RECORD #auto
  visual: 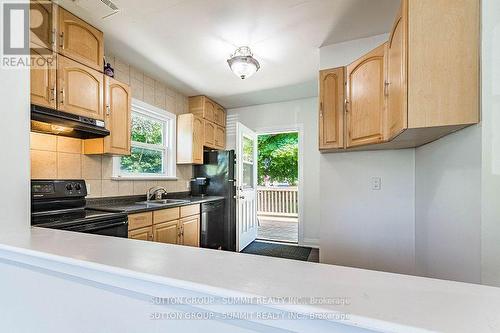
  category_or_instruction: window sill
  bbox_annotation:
[111,176,178,181]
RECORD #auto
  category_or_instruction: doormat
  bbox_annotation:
[241,241,311,261]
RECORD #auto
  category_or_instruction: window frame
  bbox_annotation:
[112,99,177,180]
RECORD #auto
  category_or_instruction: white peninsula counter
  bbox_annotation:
[0,226,499,333]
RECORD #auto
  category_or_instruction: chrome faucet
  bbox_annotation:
[146,186,167,201]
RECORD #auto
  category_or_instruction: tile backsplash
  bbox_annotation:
[31,132,192,198]
[30,53,193,198]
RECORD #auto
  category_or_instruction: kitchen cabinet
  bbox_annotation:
[30,0,56,51]
[128,205,201,247]
[385,0,407,141]
[179,215,200,247]
[318,67,344,150]
[214,106,226,126]
[177,114,204,164]
[346,43,386,148]
[318,0,479,153]
[215,125,226,149]
[57,55,104,120]
[204,120,216,148]
[30,47,57,109]
[83,77,131,155]
[128,226,153,241]
[153,220,179,245]
[57,6,104,72]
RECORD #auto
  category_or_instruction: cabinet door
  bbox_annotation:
[58,7,104,72]
[104,77,131,155]
[193,116,204,163]
[346,44,386,148]
[215,125,226,149]
[203,99,215,122]
[58,55,104,120]
[319,67,344,150]
[385,0,407,140]
[204,120,215,148]
[214,106,225,126]
[128,226,153,241]
[180,216,200,247]
[30,47,56,109]
[153,220,180,245]
[30,1,56,50]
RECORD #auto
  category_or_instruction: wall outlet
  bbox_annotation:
[87,183,91,195]
[371,177,381,190]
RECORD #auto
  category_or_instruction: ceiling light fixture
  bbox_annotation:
[227,46,260,80]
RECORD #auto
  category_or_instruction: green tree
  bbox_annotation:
[258,132,298,186]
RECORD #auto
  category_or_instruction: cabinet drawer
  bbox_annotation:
[153,207,180,223]
[180,204,200,218]
[128,212,153,230]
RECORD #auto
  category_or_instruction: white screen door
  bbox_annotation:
[236,122,258,251]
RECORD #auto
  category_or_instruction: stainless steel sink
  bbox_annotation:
[136,199,190,206]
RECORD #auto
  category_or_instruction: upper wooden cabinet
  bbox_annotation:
[83,77,131,155]
[215,125,226,149]
[385,0,407,141]
[30,47,56,109]
[177,114,204,165]
[319,0,479,152]
[346,44,386,148]
[214,106,226,126]
[204,120,216,148]
[57,55,104,120]
[58,7,104,72]
[30,0,56,50]
[318,67,344,150]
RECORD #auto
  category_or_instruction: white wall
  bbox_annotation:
[319,150,416,275]
[227,98,321,246]
[481,0,500,287]
[318,34,416,275]
[415,126,482,283]
[0,0,31,229]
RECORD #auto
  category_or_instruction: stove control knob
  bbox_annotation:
[66,184,73,191]
[74,184,81,191]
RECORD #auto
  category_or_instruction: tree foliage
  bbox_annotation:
[258,132,298,186]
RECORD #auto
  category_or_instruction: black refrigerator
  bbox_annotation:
[193,150,236,251]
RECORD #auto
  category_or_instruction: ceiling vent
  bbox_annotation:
[70,0,120,19]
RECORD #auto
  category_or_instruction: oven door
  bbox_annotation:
[64,218,128,238]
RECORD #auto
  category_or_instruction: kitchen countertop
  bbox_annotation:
[87,195,225,214]
[0,226,499,333]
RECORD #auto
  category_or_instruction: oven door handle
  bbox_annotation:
[73,220,128,232]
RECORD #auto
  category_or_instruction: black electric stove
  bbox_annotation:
[31,180,128,238]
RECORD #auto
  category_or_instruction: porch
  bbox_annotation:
[256,186,298,243]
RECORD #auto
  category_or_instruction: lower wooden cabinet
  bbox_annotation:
[153,220,179,245]
[128,226,153,241]
[179,215,200,247]
[127,205,200,247]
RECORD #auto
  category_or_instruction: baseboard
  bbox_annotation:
[300,238,319,248]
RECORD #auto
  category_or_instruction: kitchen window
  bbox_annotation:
[113,100,176,179]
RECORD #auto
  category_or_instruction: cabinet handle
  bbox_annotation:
[60,89,65,105]
[59,32,64,48]
[49,87,56,102]
[344,99,349,113]
[51,29,56,48]
[319,102,323,117]
[106,105,111,116]
[384,81,390,97]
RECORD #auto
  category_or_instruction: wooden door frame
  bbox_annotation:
[254,124,304,246]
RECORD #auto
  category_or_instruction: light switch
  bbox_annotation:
[371,177,381,190]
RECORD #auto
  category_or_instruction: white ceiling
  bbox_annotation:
[60,0,400,108]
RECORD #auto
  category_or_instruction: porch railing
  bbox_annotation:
[257,186,298,218]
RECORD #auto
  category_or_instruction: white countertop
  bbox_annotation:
[0,227,499,333]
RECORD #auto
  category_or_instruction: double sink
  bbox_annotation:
[135,199,191,207]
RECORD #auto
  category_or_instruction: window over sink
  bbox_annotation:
[113,100,176,179]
